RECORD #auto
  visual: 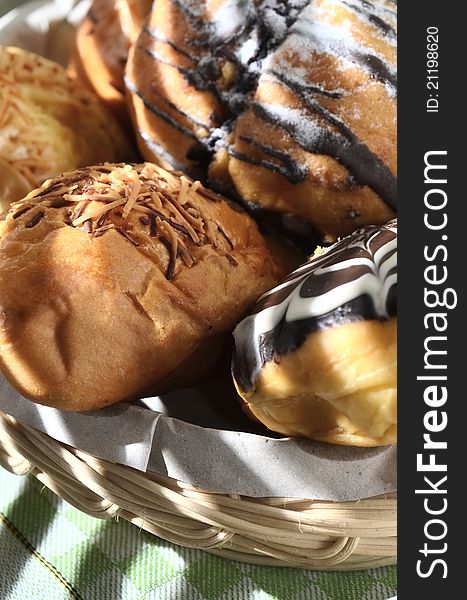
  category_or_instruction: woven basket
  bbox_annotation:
[0,410,396,570]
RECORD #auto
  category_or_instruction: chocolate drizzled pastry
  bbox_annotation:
[0,163,297,411]
[232,220,397,447]
[126,0,397,240]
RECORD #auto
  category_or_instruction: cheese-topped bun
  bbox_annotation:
[0,46,132,213]
[0,163,296,411]
[126,0,396,241]
[232,220,397,446]
[72,0,152,123]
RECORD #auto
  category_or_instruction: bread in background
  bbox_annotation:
[71,0,151,125]
[0,46,133,211]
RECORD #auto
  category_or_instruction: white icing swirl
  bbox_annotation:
[233,219,397,390]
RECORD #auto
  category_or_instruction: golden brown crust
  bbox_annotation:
[0,46,133,211]
[71,0,151,125]
[126,0,230,175]
[0,159,31,215]
[126,0,396,240]
[116,0,153,41]
[0,163,297,411]
[222,63,396,239]
[236,319,396,446]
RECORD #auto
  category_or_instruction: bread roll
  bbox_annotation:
[126,0,396,240]
[0,163,296,411]
[232,220,397,446]
[72,0,151,123]
[0,46,132,211]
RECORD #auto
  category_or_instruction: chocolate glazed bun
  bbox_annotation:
[233,220,397,446]
[0,163,296,411]
[126,0,396,240]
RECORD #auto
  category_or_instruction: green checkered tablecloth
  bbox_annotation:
[0,467,396,600]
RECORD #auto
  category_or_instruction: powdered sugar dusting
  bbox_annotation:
[208,0,253,40]
[130,0,397,211]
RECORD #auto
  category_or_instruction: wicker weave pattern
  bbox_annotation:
[0,411,396,570]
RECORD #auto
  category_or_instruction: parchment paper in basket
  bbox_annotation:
[0,0,397,501]
[0,375,396,501]
[0,0,90,64]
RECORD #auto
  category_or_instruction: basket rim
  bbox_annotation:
[0,411,396,570]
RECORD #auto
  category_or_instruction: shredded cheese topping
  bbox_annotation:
[8,163,240,280]
[0,47,129,204]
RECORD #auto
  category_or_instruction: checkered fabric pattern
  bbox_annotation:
[0,468,396,600]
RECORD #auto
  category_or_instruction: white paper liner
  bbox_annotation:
[0,0,397,500]
[0,376,396,499]
[0,0,90,62]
